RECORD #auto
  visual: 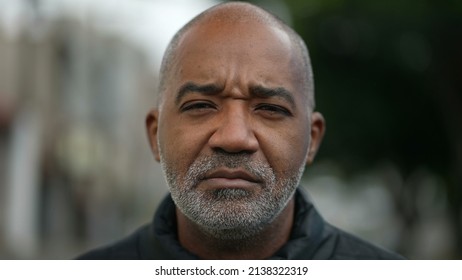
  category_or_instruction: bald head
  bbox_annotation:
[157,2,315,110]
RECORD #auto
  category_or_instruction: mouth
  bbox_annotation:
[198,168,262,190]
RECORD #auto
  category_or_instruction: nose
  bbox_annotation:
[208,107,259,154]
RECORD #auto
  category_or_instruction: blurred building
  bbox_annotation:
[0,0,217,259]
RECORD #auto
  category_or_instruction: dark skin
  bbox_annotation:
[146,6,325,259]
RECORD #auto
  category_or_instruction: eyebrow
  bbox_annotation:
[176,82,223,105]
[250,85,296,109]
[175,82,296,109]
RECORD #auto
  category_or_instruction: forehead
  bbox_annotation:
[168,20,304,93]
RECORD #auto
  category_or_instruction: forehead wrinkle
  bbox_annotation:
[158,2,315,110]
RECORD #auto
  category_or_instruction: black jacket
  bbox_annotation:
[77,188,403,259]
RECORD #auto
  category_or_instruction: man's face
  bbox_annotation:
[147,20,322,239]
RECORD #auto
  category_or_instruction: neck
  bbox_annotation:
[176,197,295,259]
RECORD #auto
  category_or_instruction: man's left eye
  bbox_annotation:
[255,104,292,117]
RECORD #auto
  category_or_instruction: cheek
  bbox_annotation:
[158,115,208,174]
[259,123,310,176]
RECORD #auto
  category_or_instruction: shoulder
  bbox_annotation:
[76,224,150,260]
[326,224,404,260]
[292,188,404,260]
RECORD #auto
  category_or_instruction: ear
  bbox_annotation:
[146,109,161,162]
[306,112,325,165]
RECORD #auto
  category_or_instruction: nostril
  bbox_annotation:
[207,111,259,153]
[208,126,259,153]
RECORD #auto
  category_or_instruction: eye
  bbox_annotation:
[180,101,217,113]
[255,104,293,117]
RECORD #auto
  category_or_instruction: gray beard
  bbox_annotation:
[160,151,304,240]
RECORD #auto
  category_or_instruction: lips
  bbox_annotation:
[199,168,262,189]
[206,169,260,182]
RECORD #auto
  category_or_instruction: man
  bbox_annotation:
[78,2,402,259]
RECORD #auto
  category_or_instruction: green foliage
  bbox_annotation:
[251,0,461,178]
[245,0,462,257]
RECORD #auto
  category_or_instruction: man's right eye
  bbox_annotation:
[180,101,216,113]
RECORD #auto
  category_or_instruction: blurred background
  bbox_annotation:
[0,0,460,259]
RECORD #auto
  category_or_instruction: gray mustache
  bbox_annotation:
[186,152,274,183]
